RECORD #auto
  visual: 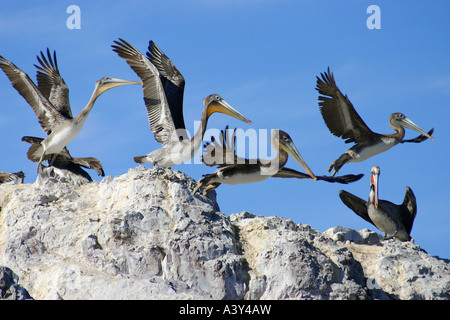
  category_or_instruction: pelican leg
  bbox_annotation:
[328,153,352,176]
[203,183,220,196]
[37,152,46,174]
[193,181,202,194]
[327,161,337,176]
[49,153,58,167]
[193,175,220,195]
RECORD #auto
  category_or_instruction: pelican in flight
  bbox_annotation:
[339,166,417,241]
[0,50,141,173]
[316,68,434,176]
[194,127,364,195]
[0,171,25,184]
[193,127,319,195]
[112,38,252,167]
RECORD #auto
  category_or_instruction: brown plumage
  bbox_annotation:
[316,67,434,176]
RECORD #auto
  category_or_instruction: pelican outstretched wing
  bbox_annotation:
[400,128,434,143]
[0,55,68,135]
[401,186,417,235]
[316,67,376,144]
[202,126,248,167]
[22,136,105,178]
[34,49,73,119]
[147,41,186,133]
[112,38,177,145]
[0,171,25,184]
[339,190,374,226]
[274,168,363,184]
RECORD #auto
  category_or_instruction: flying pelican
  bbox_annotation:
[22,136,104,181]
[0,51,141,173]
[316,67,434,176]
[339,166,417,241]
[0,171,25,184]
[193,127,319,195]
[111,38,252,167]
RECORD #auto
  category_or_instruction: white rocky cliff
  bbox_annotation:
[0,166,448,300]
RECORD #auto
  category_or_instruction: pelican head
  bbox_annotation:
[273,130,317,180]
[370,165,380,208]
[204,94,252,124]
[95,77,141,96]
[390,113,434,140]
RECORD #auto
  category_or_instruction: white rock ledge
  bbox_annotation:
[0,166,448,300]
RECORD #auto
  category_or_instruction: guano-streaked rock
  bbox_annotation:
[0,166,448,300]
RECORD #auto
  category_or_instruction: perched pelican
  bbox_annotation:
[193,127,318,195]
[0,171,25,184]
[0,51,141,173]
[339,166,417,241]
[22,136,104,181]
[316,68,434,176]
[111,39,252,167]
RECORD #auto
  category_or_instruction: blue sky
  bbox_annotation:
[1,1,448,259]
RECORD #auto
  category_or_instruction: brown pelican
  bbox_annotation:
[316,68,434,176]
[111,38,252,167]
[22,136,104,181]
[0,51,141,173]
[193,127,318,195]
[0,171,25,184]
[339,166,417,241]
[21,50,104,179]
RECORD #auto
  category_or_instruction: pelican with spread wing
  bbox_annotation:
[316,68,434,176]
[112,39,252,167]
[194,127,363,195]
[0,50,140,174]
[0,171,25,184]
[339,166,417,241]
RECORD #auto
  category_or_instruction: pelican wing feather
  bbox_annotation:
[0,55,68,135]
[112,38,176,145]
[316,67,376,144]
[202,126,248,167]
[34,49,73,119]
[147,41,186,132]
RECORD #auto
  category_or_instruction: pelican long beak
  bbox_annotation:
[207,99,252,125]
[97,77,142,95]
[370,168,379,208]
[400,117,434,141]
[279,140,317,181]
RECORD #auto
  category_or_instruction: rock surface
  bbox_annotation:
[0,166,448,300]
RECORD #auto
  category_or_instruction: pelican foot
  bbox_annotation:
[192,183,201,194]
[327,162,335,173]
[327,161,339,177]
